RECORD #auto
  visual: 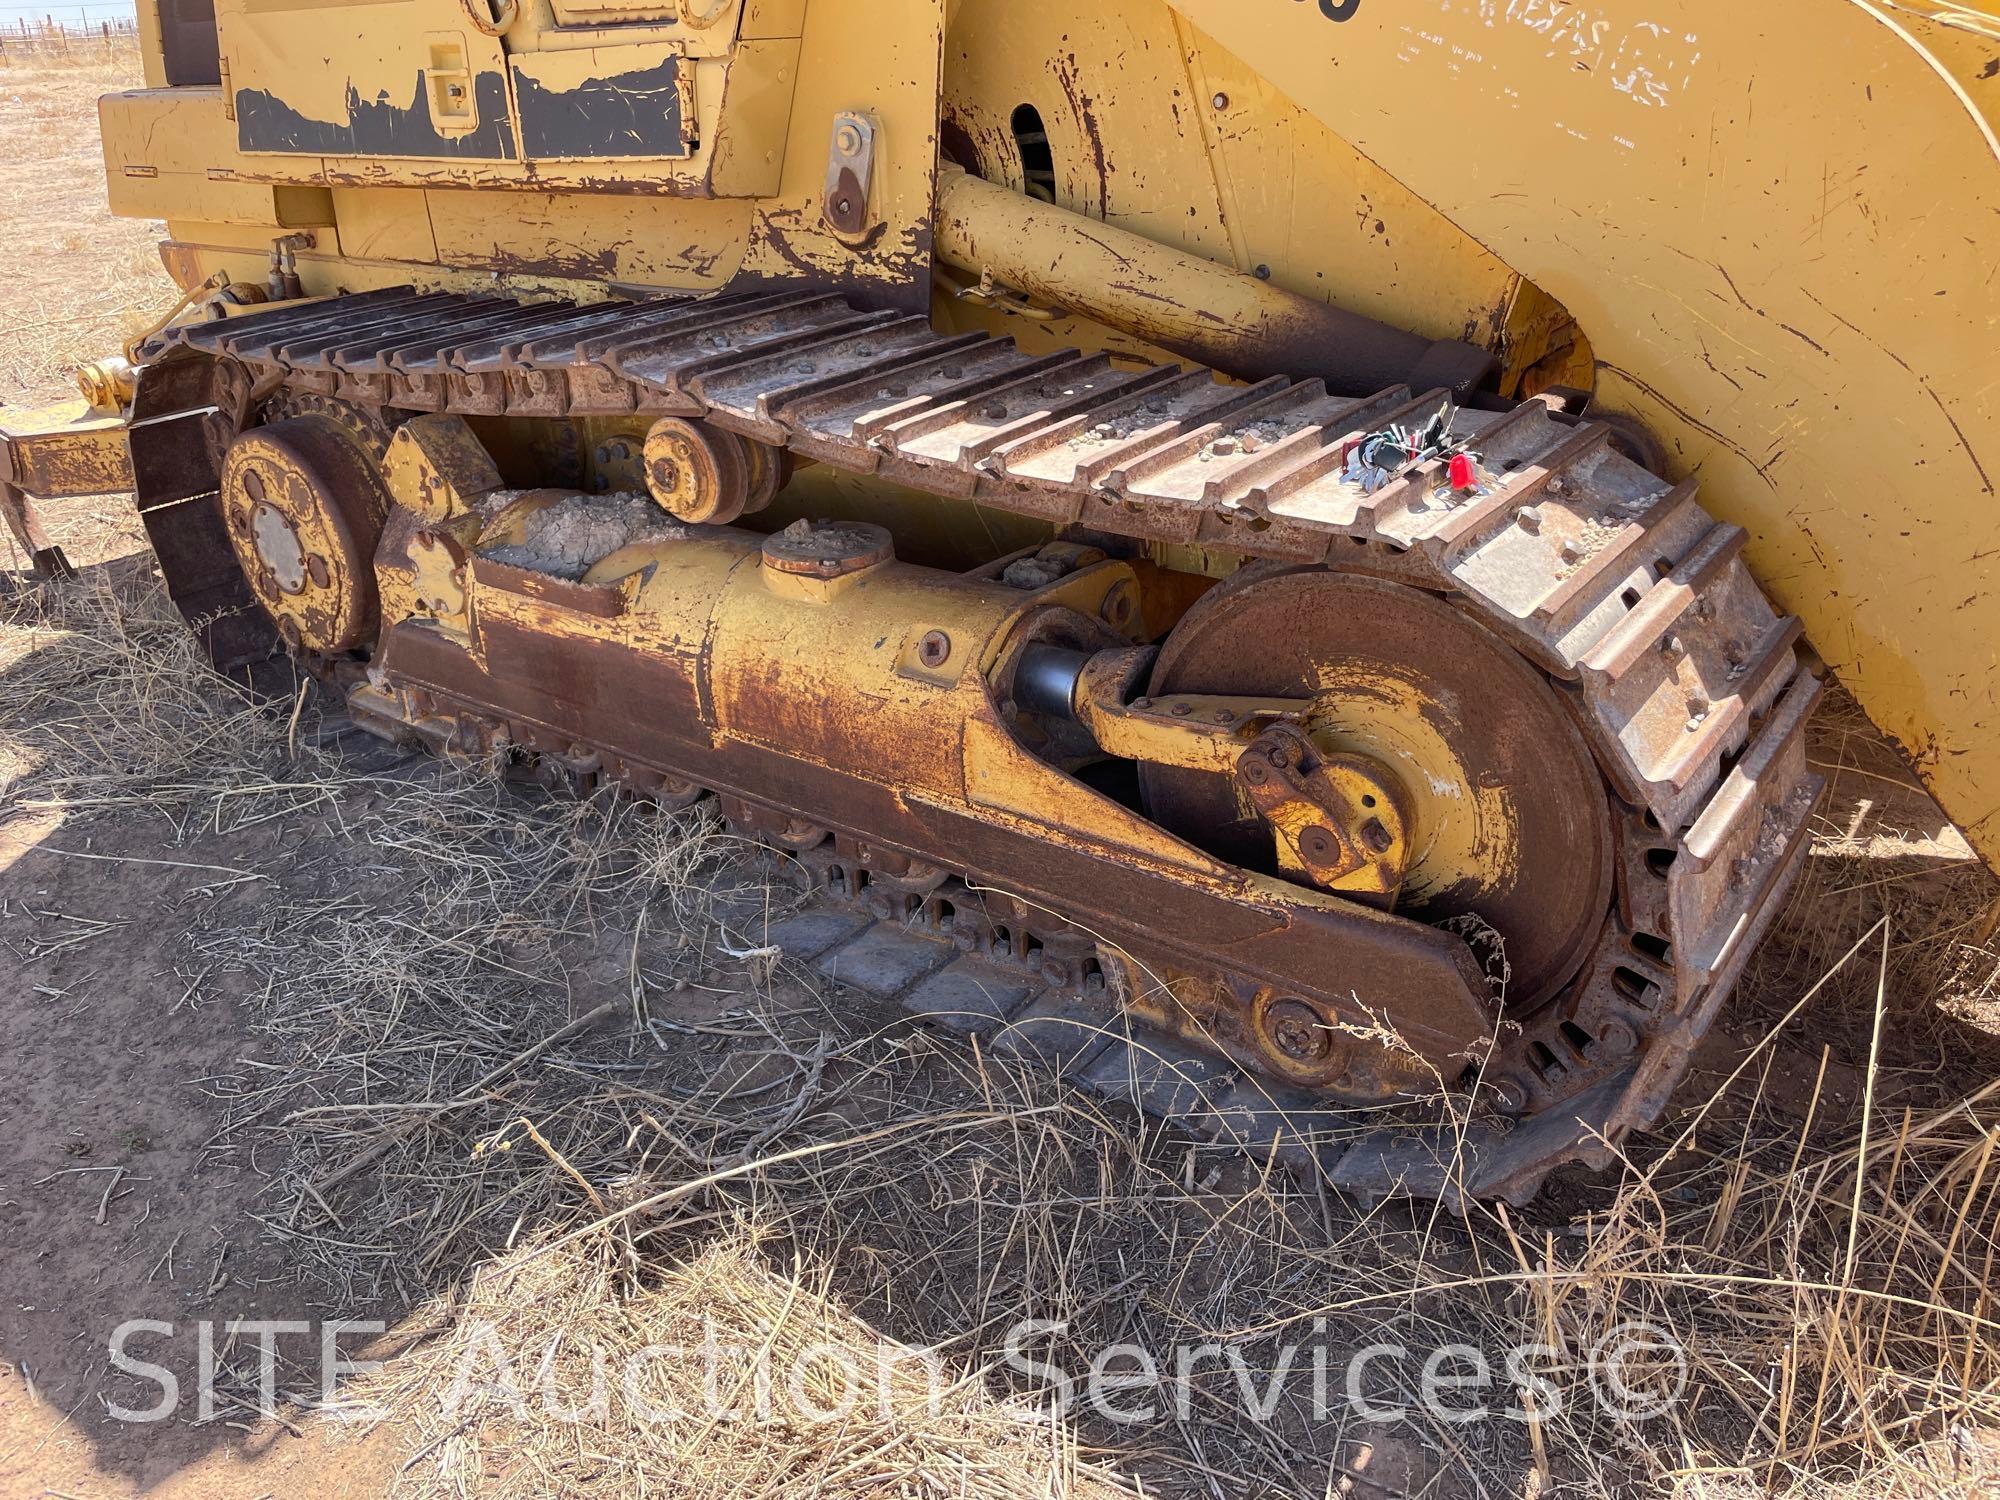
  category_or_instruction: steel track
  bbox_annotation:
[143,288,1825,1203]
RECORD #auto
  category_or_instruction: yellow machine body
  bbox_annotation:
[38,0,1990,1199]
[94,0,2000,866]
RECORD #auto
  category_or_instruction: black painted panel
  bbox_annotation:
[513,55,686,160]
[237,71,517,160]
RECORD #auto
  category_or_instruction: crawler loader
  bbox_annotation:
[3,0,1995,1201]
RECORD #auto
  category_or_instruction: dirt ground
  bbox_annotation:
[5,48,2000,1500]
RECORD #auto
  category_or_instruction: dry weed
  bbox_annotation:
[0,560,295,809]
[6,535,2000,1497]
[1,63,1996,1483]
[0,46,174,408]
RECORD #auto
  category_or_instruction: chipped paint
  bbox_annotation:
[513,55,688,160]
[1306,663,1519,903]
[237,72,517,159]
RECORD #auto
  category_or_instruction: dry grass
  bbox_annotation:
[0,46,173,409]
[1736,687,2000,1084]
[4,44,2000,1500]
[9,545,2000,1497]
[0,565,288,805]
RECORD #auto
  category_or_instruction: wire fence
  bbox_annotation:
[0,15,139,63]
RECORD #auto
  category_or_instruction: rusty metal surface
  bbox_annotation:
[0,481,71,578]
[641,416,749,524]
[371,606,1502,1072]
[381,413,505,523]
[218,415,391,652]
[344,649,1804,1206]
[821,112,876,239]
[759,517,895,578]
[1139,569,1614,1015]
[126,354,278,668]
[1161,0,1997,874]
[932,166,1496,399]
[94,0,1998,873]
[1232,723,1410,904]
[132,290,1826,1197]
[0,398,135,500]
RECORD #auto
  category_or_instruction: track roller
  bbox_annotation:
[642,417,750,525]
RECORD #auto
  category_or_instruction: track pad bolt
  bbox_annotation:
[918,630,951,667]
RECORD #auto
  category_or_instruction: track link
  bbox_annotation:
[141,288,1825,1203]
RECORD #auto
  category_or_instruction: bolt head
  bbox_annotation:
[1211,91,1229,109]
[1266,998,1333,1063]
[1098,580,1135,627]
[1598,1019,1639,1056]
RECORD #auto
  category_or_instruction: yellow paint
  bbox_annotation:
[100,88,333,227]
[329,188,436,263]
[1305,663,1519,907]
[0,399,134,498]
[93,0,2000,869]
[382,414,505,522]
[1252,750,1411,899]
[936,0,1521,348]
[1167,0,2000,866]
